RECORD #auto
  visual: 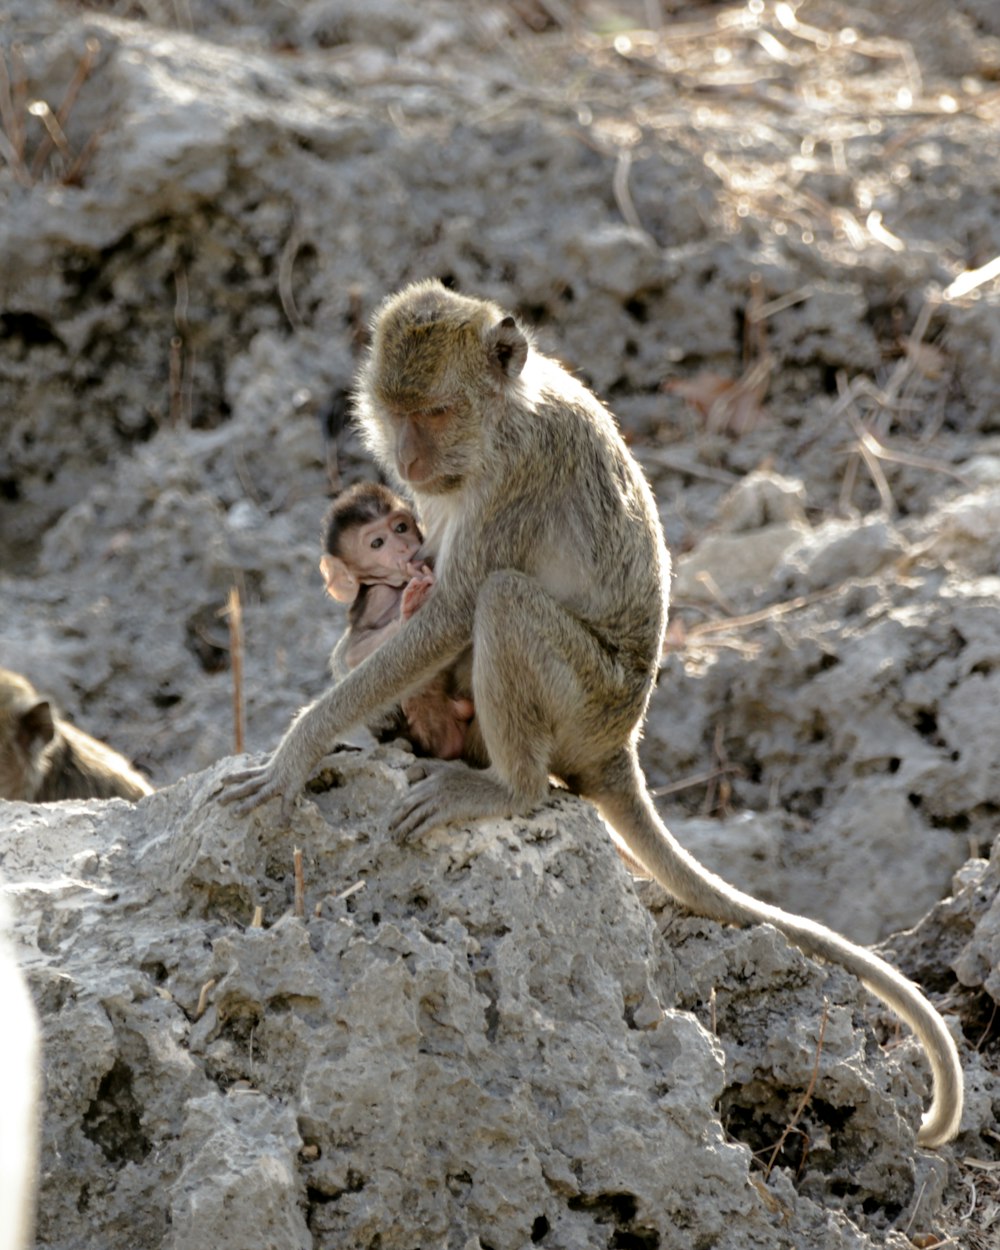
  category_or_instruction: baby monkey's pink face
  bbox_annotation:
[340,509,422,586]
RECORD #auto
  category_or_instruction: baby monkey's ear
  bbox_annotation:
[320,554,360,603]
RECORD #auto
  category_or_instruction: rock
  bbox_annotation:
[673,469,812,603]
[716,471,808,532]
[950,840,1000,1003]
[3,1,1000,1243]
[0,751,967,1248]
[916,485,1000,574]
[777,517,908,596]
[674,522,808,604]
[0,893,39,1250]
[647,471,1000,945]
[170,1094,311,1250]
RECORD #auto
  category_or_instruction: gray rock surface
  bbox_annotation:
[0,895,39,1250]
[0,752,984,1249]
[4,0,1000,1244]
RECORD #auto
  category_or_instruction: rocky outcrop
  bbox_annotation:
[3,749,995,1248]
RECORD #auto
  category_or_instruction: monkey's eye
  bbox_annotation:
[370,537,384,549]
[394,521,410,534]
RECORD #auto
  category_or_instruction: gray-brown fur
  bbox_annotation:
[0,668,152,803]
[220,280,962,1146]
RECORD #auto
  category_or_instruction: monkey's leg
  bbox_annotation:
[392,570,641,840]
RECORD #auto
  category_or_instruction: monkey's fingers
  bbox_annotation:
[234,785,287,817]
[216,767,265,795]
[392,765,478,840]
[392,772,449,840]
[217,768,278,810]
[401,576,434,618]
[393,793,444,841]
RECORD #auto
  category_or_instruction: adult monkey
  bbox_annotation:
[220,279,963,1146]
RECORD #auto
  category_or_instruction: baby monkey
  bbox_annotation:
[320,482,474,760]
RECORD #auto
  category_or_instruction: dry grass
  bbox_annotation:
[0,36,104,186]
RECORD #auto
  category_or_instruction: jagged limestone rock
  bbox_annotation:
[1,750,966,1249]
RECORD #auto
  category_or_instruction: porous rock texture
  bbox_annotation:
[0,750,983,1249]
[4,0,1000,1245]
[0,896,39,1250]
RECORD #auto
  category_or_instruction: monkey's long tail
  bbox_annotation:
[593,752,964,1149]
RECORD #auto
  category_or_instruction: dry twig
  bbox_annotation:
[672,585,843,650]
[294,848,305,919]
[0,46,30,185]
[763,999,829,1180]
[194,977,217,1020]
[1,37,102,186]
[279,222,305,331]
[29,37,99,179]
[168,336,185,426]
[650,764,741,799]
[702,720,737,815]
[612,146,654,246]
[222,587,246,755]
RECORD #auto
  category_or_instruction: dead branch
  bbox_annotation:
[294,848,305,919]
[222,587,245,755]
[763,999,829,1180]
[279,221,305,332]
[194,977,217,1020]
[0,47,29,185]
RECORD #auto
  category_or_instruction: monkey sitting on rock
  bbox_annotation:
[320,482,475,761]
[222,279,963,1146]
[0,668,152,802]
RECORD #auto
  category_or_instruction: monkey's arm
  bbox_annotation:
[218,583,474,818]
[327,631,352,682]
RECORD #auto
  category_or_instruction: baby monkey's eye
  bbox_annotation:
[370,536,384,549]
[394,521,410,534]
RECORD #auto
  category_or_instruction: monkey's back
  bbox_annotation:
[497,353,670,675]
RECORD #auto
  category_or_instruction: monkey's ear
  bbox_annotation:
[320,554,360,603]
[485,315,528,380]
[18,700,55,750]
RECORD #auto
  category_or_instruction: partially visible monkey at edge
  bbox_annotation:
[0,668,152,802]
[319,481,476,761]
[220,279,963,1147]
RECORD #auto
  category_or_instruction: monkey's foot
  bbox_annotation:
[392,763,520,841]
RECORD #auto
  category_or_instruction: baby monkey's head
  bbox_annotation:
[320,481,422,603]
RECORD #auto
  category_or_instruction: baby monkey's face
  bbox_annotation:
[342,509,422,586]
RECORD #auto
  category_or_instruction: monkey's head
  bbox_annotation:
[356,280,530,496]
[0,668,57,800]
[320,481,422,603]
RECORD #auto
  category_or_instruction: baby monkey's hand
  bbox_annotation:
[401,565,435,619]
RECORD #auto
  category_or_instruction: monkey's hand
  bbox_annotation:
[401,569,435,620]
[216,748,315,822]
